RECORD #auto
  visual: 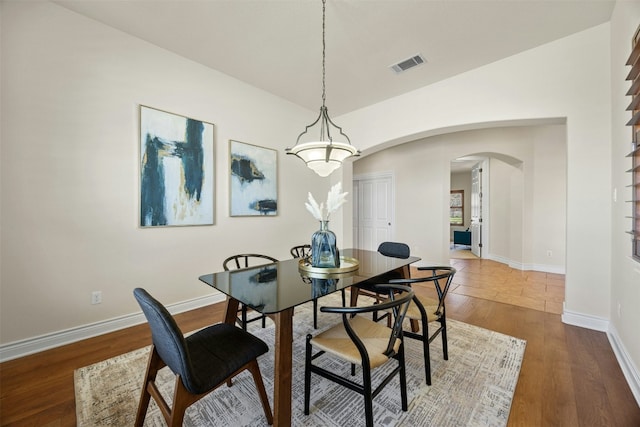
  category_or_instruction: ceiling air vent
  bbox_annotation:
[390,54,425,73]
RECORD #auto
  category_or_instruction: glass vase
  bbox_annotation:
[311,220,340,268]
[311,278,338,299]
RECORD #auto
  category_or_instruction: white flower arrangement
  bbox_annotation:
[305,182,348,222]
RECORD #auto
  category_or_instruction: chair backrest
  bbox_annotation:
[290,244,312,259]
[133,288,198,392]
[377,242,410,259]
[390,266,456,316]
[223,253,278,271]
[320,284,414,360]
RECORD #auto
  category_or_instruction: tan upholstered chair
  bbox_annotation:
[304,284,414,427]
[389,266,456,385]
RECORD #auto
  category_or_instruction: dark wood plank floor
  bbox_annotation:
[1,259,639,426]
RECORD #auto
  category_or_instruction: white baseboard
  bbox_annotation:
[0,293,226,363]
[607,324,640,406]
[562,308,640,406]
[484,253,566,274]
[561,306,609,331]
[459,253,637,405]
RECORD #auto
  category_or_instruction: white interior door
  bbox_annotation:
[354,175,393,251]
[471,163,483,257]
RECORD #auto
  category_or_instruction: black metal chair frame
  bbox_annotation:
[133,288,273,426]
[290,244,312,259]
[223,253,278,330]
[389,266,456,385]
[304,284,414,427]
[353,242,411,323]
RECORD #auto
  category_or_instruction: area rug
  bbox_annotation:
[75,295,526,426]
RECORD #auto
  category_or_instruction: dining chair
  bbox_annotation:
[304,284,414,427]
[223,253,278,330]
[290,244,312,259]
[389,266,456,385]
[352,241,411,323]
[132,288,273,427]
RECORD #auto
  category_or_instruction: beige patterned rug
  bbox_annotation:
[75,295,526,426]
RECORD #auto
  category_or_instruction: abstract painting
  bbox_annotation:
[140,106,214,227]
[229,140,277,216]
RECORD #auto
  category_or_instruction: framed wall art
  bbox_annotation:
[229,140,277,216]
[139,105,214,227]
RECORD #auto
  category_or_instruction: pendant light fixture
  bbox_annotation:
[285,0,360,177]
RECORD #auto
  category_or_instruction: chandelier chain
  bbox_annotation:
[322,0,326,107]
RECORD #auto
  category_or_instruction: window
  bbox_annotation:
[450,190,464,226]
[625,24,640,261]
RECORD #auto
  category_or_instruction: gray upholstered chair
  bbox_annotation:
[304,284,414,427]
[223,253,278,330]
[389,266,457,385]
[133,288,273,426]
[377,241,410,259]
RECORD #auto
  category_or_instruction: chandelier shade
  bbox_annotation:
[285,0,360,177]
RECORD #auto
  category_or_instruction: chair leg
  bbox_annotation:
[304,335,313,415]
[247,359,274,425]
[313,299,318,329]
[362,365,374,427]
[441,317,448,360]
[240,305,248,330]
[398,344,408,411]
[135,347,163,427]
[169,378,192,427]
[422,317,432,386]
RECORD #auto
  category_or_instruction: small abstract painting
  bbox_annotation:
[140,106,214,227]
[229,140,277,216]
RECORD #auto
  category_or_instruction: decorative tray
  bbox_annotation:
[298,256,360,276]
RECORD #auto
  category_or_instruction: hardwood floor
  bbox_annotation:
[1,258,639,426]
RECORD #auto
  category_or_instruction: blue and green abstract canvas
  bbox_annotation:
[140,106,214,227]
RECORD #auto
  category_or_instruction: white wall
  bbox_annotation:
[340,23,611,321]
[352,125,566,272]
[609,0,640,403]
[342,13,640,399]
[0,2,331,346]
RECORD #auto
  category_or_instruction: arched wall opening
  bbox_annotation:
[348,119,567,274]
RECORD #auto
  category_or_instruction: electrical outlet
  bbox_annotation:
[546,250,553,257]
[91,291,102,305]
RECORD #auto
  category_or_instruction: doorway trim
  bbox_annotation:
[353,171,395,250]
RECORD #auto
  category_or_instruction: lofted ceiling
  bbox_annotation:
[55,0,615,116]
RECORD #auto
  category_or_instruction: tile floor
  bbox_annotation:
[413,257,565,315]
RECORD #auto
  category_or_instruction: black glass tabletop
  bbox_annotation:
[198,248,420,314]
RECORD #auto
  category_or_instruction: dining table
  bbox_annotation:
[198,248,420,426]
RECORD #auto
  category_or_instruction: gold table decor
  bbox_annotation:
[298,256,359,278]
